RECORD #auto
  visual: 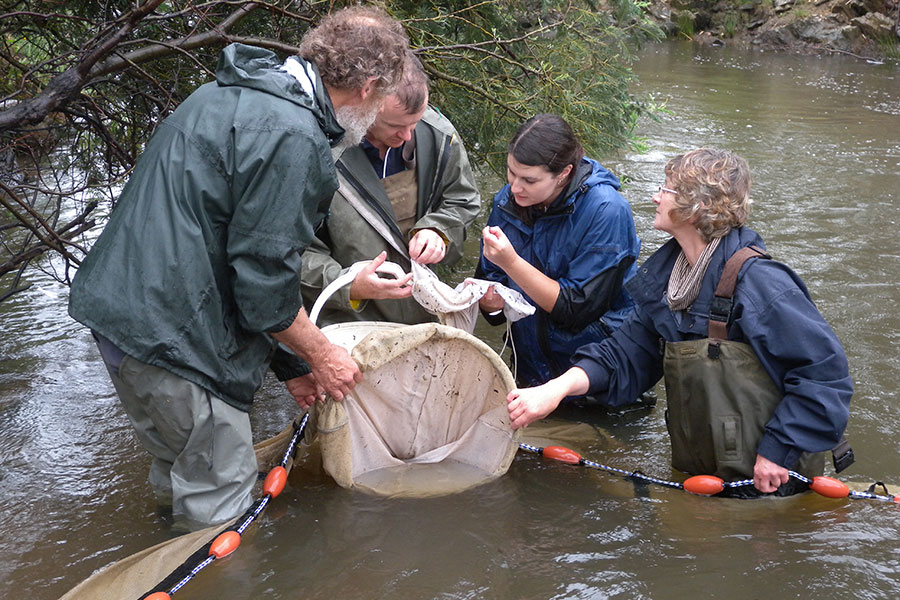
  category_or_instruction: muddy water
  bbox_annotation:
[1,42,899,599]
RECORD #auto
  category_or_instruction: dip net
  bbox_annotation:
[308,321,520,497]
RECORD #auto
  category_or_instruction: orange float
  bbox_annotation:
[683,475,725,496]
[144,593,171,600]
[263,466,287,498]
[543,446,582,465]
[810,476,850,499]
[209,530,241,559]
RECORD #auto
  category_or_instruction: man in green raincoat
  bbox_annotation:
[301,54,481,327]
[68,7,408,530]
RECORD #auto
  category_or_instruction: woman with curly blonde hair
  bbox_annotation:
[505,148,854,498]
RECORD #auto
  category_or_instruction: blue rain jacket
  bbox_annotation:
[477,157,641,386]
[573,226,853,469]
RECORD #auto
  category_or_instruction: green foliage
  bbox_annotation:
[875,34,900,60]
[1,0,660,178]
[674,10,696,36]
[723,11,741,37]
[391,0,661,174]
[0,0,660,301]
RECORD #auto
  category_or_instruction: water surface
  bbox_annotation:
[1,41,898,599]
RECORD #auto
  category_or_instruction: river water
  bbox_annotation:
[1,42,898,600]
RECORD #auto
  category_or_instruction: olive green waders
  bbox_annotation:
[102,353,258,529]
[663,246,824,496]
[663,338,824,485]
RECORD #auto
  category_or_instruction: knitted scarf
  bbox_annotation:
[666,236,722,311]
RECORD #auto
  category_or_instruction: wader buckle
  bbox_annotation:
[707,296,732,358]
[832,438,855,473]
[709,296,732,326]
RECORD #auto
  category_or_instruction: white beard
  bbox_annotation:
[332,100,380,161]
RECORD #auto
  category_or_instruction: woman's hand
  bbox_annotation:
[349,251,413,300]
[409,229,447,264]
[507,382,567,429]
[753,454,789,493]
[482,226,519,271]
[479,284,505,313]
[507,367,591,429]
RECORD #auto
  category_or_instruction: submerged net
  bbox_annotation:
[59,417,302,600]
[309,321,520,497]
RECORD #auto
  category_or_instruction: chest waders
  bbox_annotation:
[382,168,419,238]
[663,246,824,495]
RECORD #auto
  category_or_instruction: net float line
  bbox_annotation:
[140,413,309,600]
[520,443,899,504]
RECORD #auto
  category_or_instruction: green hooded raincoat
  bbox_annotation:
[69,43,343,411]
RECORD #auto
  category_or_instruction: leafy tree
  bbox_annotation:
[0,0,659,303]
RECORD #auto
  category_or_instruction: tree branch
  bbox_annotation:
[0,0,261,131]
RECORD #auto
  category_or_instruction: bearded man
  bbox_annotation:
[68,7,408,530]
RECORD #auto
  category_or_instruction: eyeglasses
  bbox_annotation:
[658,186,678,195]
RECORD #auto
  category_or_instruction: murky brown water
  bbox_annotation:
[1,41,899,599]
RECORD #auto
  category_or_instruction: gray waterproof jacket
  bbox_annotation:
[301,107,480,326]
[68,44,343,411]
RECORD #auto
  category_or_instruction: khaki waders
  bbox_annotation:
[663,246,824,496]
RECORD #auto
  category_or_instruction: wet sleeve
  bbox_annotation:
[572,304,664,407]
[300,223,365,316]
[737,266,853,468]
[269,345,312,381]
[551,257,635,331]
[549,193,639,331]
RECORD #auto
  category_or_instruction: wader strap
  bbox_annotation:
[708,245,770,341]
[704,245,857,472]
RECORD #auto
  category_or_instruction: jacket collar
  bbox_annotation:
[286,58,344,146]
[626,227,767,308]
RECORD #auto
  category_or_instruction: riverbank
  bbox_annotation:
[645,0,900,61]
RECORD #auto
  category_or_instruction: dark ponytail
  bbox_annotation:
[508,113,584,176]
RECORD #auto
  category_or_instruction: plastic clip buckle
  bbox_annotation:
[832,439,855,473]
[709,296,732,323]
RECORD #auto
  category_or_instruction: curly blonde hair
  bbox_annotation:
[299,6,408,95]
[664,148,752,241]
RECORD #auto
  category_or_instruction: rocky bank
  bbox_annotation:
[646,0,900,61]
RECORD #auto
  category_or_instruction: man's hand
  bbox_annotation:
[349,251,413,301]
[271,308,363,402]
[409,229,446,264]
[482,226,518,271]
[753,454,789,493]
[306,342,362,402]
[285,373,323,410]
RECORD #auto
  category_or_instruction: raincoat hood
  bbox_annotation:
[216,43,344,146]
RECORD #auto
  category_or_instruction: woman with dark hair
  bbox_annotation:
[476,114,642,390]
[505,148,853,497]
